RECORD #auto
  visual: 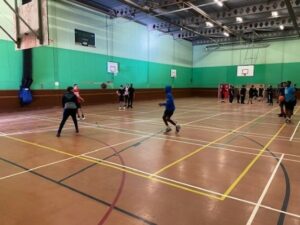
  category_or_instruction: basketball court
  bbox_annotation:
[1,0,300,224]
[0,98,300,225]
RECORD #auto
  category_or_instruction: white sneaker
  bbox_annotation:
[176,125,181,133]
[82,116,85,120]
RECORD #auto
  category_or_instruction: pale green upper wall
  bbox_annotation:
[193,39,300,67]
[48,0,193,67]
[0,0,17,42]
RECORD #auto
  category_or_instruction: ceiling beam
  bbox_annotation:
[284,0,300,36]
[117,0,218,43]
[184,2,237,36]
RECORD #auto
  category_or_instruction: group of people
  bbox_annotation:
[227,85,266,104]
[226,82,297,123]
[56,83,180,137]
[116,84,135,110]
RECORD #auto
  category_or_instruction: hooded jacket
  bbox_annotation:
[164,86,175,111]
[62,92,78,109]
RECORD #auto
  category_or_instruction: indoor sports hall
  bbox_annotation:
[0,1,300,225]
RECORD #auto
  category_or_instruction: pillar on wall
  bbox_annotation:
[21,0,33,89]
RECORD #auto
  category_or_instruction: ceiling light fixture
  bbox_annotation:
[206,21,214,28]
[236,17,243,23]
[271,11,279,17]
[223,31,229,37]
[214,0,223,7]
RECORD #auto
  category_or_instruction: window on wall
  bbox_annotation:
[75,29,95,47]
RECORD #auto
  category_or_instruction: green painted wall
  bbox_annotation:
[1,0,300,90]
[0,40,22,89]
[0,0,193,90]
[193,40,300,87]
[31,46,192,89]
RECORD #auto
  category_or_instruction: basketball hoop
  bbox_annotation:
[242,69,248,76]
[110,65,116,73]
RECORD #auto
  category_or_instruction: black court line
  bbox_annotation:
[58,129,163,183]
[242,135,291,225]
[0,157,156,225]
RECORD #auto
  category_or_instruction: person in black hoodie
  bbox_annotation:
[127,83,135,108]
[240,85,246,104]
[56,86,79,137]
[229,85,234,103]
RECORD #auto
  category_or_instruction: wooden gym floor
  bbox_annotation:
[0,97,300,225]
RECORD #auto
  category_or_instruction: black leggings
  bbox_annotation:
[57,109,78,134]
[163,110,176,126]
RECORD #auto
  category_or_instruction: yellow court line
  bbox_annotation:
[220,123,286,200]
[0,134,221,200]
[150,108,276,177]
[221,106,300,200]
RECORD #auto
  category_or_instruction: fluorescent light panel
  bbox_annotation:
[272,11,278,17]
[236,17,243,23]
[214,0,223,7]
[223,31,229,37]
[206,21,214,27]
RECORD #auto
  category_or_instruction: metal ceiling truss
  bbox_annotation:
[151,0,300,29]
[174,17,299,41]
[194,30,300,45]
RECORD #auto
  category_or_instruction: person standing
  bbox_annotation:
[285,81,296,123]
[236,87,240,103]
[124,84,129,108]
[128,83,135,108]
[267,85,274,105]
[57,86,79,137]
[229,85,234,103]
[278,82,286,117]
[240,85,246,104]
[248,85,255,104]
[73,84,85,120]
[116,85,125,110]
[258,85,264,102]
[159,85,181,133]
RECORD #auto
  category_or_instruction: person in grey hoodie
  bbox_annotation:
[159,85,181,133]
[56,86,79,137]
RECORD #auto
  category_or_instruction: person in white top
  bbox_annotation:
[124,84,129,108]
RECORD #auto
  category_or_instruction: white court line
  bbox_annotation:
[182,113,225,125]
[82,154,300,220]
[0,135,146,180]
[290,121,300,141]
[1,124,300,218]
[246,154,284,225]
[31,115,300,161]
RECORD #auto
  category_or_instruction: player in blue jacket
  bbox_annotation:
[159,85,181,133]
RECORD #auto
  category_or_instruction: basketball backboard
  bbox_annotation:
[14,0,49,50]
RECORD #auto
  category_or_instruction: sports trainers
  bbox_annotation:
[176,125,181,133]
[81,116,85,120]
[165,127,172,133]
